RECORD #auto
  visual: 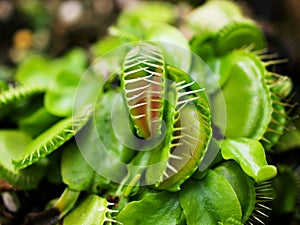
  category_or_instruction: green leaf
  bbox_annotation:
[211,51,272,139]
[146,23,191,72]
[44,70,80,117]
[186,0,243,33]
[56,48,87,75]
[0,130,47,189]
[16,48,87,88]
[44,48,88,117]
[18,106,60,137]
[214,161,256,223]
[15,55,58,87]
[90,36,125,58]
[179,170,242,225]
[189,32,216,61]
[221,138,277,182]
[63,195,110,225]
[215,19,266,56]
[116,1,177,38]
[61,143,110,192]
[76,90,136,185]
[117,192,183,225]
[54,187,80,219]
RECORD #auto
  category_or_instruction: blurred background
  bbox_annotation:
[0,0,300,100]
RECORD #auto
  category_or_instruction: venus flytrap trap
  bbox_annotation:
[0,130,48,190]
[271,165,300,215]
[12,109,91,170]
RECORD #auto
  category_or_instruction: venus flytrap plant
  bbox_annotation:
[187,0,266,62]
[148,66,212,191]
[0,83,45,121]
[115,42,212,195]
[121,42,166,139]
[0,1,297,224]
[12,108,92,170]
[271,165,300,215]
[209,50,290,152]
[0,130,48,190]
[15,48,88,118]
[63,194,119,225]
[114,1,178,40]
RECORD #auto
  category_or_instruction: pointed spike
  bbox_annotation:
[140,53,164,64]
[29,153,33,162]
[104,217,123,224]
[64,129,76,133]
[261,137,271,144]
[177,96,199,107]
[266,128,283,135]
[107,209,119,213]
[126,91,146,101]
[125,84,151,94]
[107,202,115,206]
[273,100,297,107]
[49,140,55,146]
[172,135,183,140]
[177,88,205,97]
[163,171,169,179]
[256,203,272,211]
[167,163,178,174]
[173,127,186,131]
[169,154,183,160]
[170,142,184,148]
[267,71,286,78]
[124,73,152,83]
[176,81,195,90]
[273,108,291,119]
[128,101,148,109]
[259,53,279,60]
[271,118,288,130]
[175,102,188,112]
[253,47,268,55]
[253,215,265,224]
[56,135,65,141]
[255,209,269,218]
[132,114,146,119]
[174,80,186,87]
[263,58,289,67]
[144,68,164,76]
[242,43,256,52]
[21,158,26,165]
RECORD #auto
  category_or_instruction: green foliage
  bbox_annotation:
[0,130,47,189]
[117,192,183,225]
[0,0,297,224]
[179,170,242,224]
[221,138,277,182]
[63,195,111,225]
